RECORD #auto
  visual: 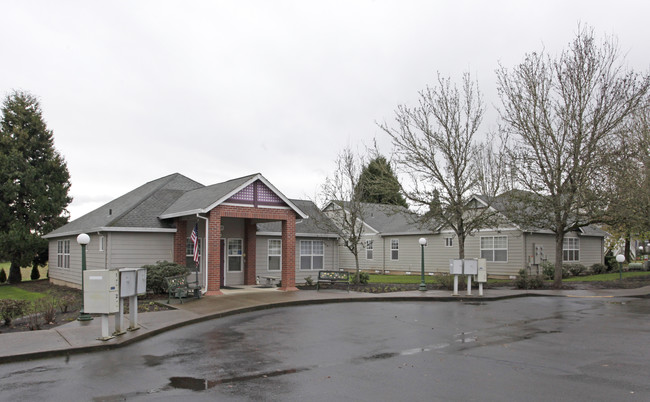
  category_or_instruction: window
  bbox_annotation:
[391,239,399,260]
[185,237,202,271]
[300,240,324,270]
[268,239,282,271]
[227,239,243,272]
[563,238,580,262]
[57,240,70,268]
[366,240,373,260]
[480,236,508,262]
[99,236,104,252]
[445,237,453,247]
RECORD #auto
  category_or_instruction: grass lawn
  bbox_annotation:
[0,285,45,301]
[564,271,650,282]
[367,274,510,285]
[0,261,49,282]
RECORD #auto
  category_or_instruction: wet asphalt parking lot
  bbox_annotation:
[1,297,649,401]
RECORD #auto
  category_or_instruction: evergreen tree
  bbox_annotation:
[0,91,71,283]
[356,156,408,207]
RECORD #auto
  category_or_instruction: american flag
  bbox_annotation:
[190,223,199,266]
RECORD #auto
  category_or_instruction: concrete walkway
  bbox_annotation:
[1,285,649,364]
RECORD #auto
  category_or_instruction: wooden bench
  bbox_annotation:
[316,270,350,292]
[258,275,280,288]
[165,275,192,304]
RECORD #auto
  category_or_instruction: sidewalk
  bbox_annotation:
[2,285,649,363]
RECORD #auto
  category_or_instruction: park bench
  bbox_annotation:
[316,270,350,292]
[257,275,281,288]
[165,275,194,304]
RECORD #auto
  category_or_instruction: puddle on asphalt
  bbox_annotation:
[168,367,309,391]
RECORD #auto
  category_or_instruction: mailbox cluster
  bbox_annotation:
[449,258,487,296]
[82,268,147,341]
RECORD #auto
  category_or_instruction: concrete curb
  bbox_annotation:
[1,288,649,364]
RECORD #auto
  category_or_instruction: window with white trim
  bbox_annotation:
[480,236,508,262]
[366,240,373,260]
[99,236,104,252]
[185,237,202,272]
[300,240,324,270]
[445,237,453,247]
[227,239,243,272]
[268,239,282,271]
[57,240,70,268]
[391,239,399,260]
[563,238,580,262]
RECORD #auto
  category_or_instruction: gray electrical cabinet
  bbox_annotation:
[477,258,487,282]
[464,259,478,275]
[449,259,463,275]
[84,270,119,314]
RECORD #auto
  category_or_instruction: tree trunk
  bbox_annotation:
[554,233,564,289]
[8,261,22,284]
[624,234,631,262]
[354,252,360,283]
[458,234,466,259]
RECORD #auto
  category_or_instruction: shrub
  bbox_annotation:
[605,255,617,272]
[628,262,644,271]
[541,262,570,279]
[541,262,555,280]
[0,299,28,325]
[351,271,370,284]
[565,263,586,277]
[142,261,189,294]
[0,268,6,283]
[30,265,41,281]
[56,293,79,313]
[437,274,466,290]
[38,297,57,324]
[590,263,607,275]
[515,269,544,289]
[304,276,314,286]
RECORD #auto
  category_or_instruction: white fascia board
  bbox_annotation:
[159,209,204,220]
[380,231,436,237]
[43,227,177,239]
[255,231,339,238]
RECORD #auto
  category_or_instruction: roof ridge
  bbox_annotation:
[106,173,184,227]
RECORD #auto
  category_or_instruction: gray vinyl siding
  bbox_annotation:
[108,233,174,268]
[48,236,83,286]
[464,230,525,277]
[525,232,604,270]
[255,235,338,284]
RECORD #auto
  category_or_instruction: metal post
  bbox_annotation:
[77,239,93,321]
[453,275,459,296]
[419,243,426,291]
[128,295,139,331]
[467,275,472,296]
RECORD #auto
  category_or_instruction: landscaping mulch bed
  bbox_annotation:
[0,280,171,335]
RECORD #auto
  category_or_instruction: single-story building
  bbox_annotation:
[43,173,339,294]
[44,173,607,292]
[328,198,606,278]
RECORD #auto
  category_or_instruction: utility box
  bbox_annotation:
[84,270,119,314]
[118,268,147,297]
[464,259,478,275]
[477,258,487,282]
[449,259,463,275]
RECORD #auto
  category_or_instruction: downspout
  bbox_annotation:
[197,214,209,294]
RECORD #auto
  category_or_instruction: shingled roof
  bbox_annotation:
[256,199,339,237]
[43,173,204,238]
[327,201,434,236]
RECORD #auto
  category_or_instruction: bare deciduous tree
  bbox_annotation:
[319,147,367,282]
[497,26,650,287]
[382,72,504,258]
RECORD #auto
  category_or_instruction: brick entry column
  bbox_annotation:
[206,210,223,295]
[245,219,257,285]
[280,214,298,291]
[173,219,187,265]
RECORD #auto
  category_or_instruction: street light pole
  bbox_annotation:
[77,233,93,321]
[616,254,625,282]
[418,238,427,291]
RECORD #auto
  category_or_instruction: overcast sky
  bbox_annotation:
[1,1,649,220]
